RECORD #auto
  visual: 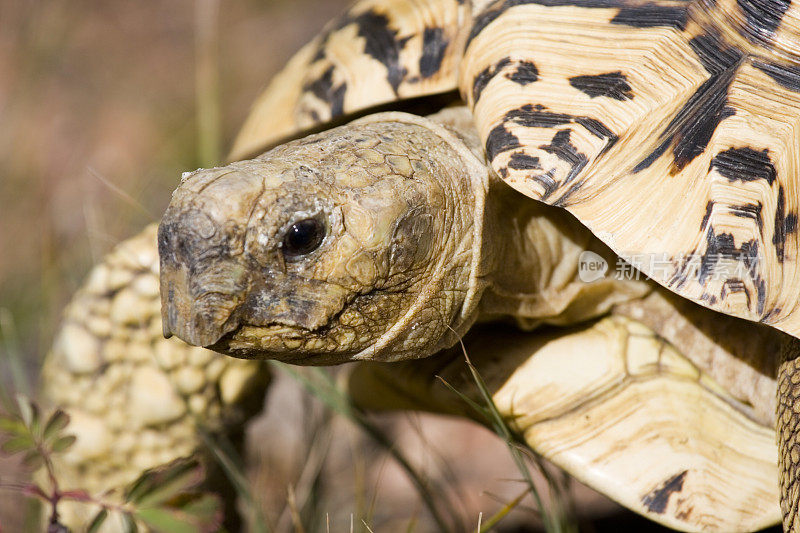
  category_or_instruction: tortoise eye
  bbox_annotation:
[282,217,325,258]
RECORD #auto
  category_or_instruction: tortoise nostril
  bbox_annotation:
[160,208,226,269]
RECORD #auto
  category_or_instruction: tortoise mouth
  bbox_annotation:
[206,323,328,363]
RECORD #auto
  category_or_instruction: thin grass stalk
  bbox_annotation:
[286,485,305,533]
[198,425,272,533]
[477,487,530,533]
[86,167,155,221]
[271,362,458,532]
[442,335,576,533]
[0,309,30,408]
[195,0,222,167]
[274,407,333,532]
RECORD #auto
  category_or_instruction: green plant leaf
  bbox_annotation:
[43,409,70,443]
[51,434,76,453]
[136,507,194,533]
[1,434,35,454]
[128,459,203,508]
[87,509,109,533]
[0,415,26,437]
[125,470,152,506]
[178,493,223,530]
[21,449,44,469]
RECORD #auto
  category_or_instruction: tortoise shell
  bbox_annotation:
[231,0,800,342]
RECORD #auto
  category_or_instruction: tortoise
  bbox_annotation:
[41,0,800,530]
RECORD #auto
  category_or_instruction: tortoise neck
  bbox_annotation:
[478,183,651,327]
[420,106,651,335]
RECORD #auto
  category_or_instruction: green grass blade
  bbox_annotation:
[0,309,30,404]
[447,338,574,533]
[198,427,273,533]
[477,487,530,533]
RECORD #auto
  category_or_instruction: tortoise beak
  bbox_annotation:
[158,210,249,347]
[159,261,247,347]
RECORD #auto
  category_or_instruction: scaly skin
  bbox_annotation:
[41,225,269,530]
[779,341,800,532]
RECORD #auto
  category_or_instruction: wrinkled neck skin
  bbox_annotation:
[479,184,652,328]
[159,107,649,365]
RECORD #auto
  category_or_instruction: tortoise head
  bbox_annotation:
[158,113,487,364]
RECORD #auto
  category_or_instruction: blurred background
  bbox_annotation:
[0,1,758,531]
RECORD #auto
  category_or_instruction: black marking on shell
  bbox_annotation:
[610,5,688,29]
[699,227,761,301]
[539,129,588,184]
[472,58,513,103]
[710,147,777,185]
[303,66,347,118]
[504,105,617,143]
[737,0,791,38]
[486,123,521,161]
[534,172,559,201]
[641,471,688,514]
[701,200,714,229]
[312,45,327,63]
[492,105,616,181]
[465,1,687,49]
[739,239,758,275]
[753,60,800,92]
[720,277,761,313]
[755,275,767,314]
[774,186,798,262]
[553,178,587,206]
[575,116,619,153]
[352,11,409,92]
[507,61,539,85]
[465,0,625,49]
[731,202,764,233]
[466,5,505,49]
[700,229,733,284]
[419,27,449,79]
[689,31,744,74]
[505,104,572,128]
[634,33,741,174]
[508,152,542,170]
[633,139,671,173]
[672,100,736,174]
[569,71,633,100]
[763,305,782,321]
[721,278,747,302]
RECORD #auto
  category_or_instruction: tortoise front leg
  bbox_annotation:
[42,224,270,530]
[778,341,800,531]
